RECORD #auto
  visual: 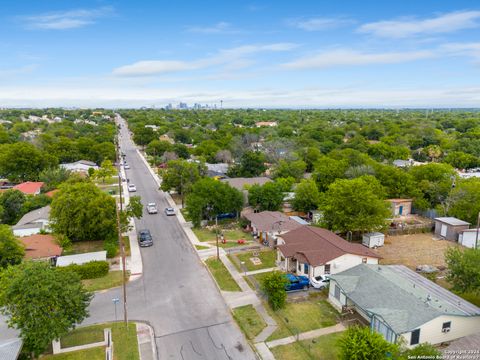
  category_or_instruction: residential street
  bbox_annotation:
[83,116,256,360]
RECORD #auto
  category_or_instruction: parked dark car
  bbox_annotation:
[216,212,236,220]
[138,229,153,247]
[284,274,310,291]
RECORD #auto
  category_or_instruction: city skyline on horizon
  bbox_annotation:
[1,0,480,108]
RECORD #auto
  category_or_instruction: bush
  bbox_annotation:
[61,261,109,280]
[103,241,118,258]
[261,271,288,310]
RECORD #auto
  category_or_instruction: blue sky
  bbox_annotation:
[1,0,480,108]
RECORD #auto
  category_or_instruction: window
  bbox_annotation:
[362,258,367,263]
[334,285,340,300]
[372,316,396,343]
[442,322,451,331]
[410,329,420,345]
[324,264,331,274]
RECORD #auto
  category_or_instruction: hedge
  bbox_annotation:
[60,261,110,280]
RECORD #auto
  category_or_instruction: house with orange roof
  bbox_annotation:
[13,182,44,196]
[19,234,62,260]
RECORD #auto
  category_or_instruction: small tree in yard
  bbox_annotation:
[400,343,441,358]
[94,159,116,183]
[338,325,399,360]
[292,179,321,212]
[120,195,143,233]
[0,225,25,269]
[445,247,480,293]
[261,271,288,310]
[0,262,92,358]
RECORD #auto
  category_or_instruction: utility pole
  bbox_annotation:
[215,215,220,260]
[115,133,128,326]
[475,212,480,250]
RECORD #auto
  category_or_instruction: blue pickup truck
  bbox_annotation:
[284,273,310,291]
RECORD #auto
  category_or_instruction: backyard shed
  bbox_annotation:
[458,229,480,249]
[434,217,470,241]
[387,199,412,216]
[362,232,385,248]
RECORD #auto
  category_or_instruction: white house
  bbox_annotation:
[277,226,380,279]
[458,229,480,249]
[12,206,50,237]
[60,160,99,173]
[329,264,480,348]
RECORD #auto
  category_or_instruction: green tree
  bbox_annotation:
[91,142,115,163]
[272,160,307,181]
[160,160,204,204]
[22,194,51,214]
[292,179,320,212]
[446,178,480,224]
[338,325,400,360]
[120,195,143,233]
[274,177,295,192]
[0,262,92,357]
[443,151,480,170]
[321,176,390,233]
[227,151,266,177]
[313,156,348,192]
[94,159,117,183]
[38,167,72,191]
[50,181,116,241]
[0,142,56,182]
[261,271,288,310]
[146,139,172,157]
[0,225,25,268]
[445,247,480,293]
[297,146,322,172]
[409,163,456,208]
[248,182,284,211]
[186,178,243,227]
[0,189,26,224]
[133,126,156,146]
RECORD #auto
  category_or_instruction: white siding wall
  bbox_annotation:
[326,254,378,275]
[328,280,348,311]
[459,232,479,249]
[13,227,41,237]
[399,315,480,348]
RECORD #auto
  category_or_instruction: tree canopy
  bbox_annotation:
[248,182,284,211]
[0,261,92,357]
[292,179,320,212]
[50,181,117,241]
[320,176,390,233]
[0,225,24,268]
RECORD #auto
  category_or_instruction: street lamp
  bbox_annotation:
[112,298,120,321]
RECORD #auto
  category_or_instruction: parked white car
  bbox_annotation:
[128,184,137,192]
[164,207,176,216]
[147,202,158,214]
[310,275,330,289]
[124,163,130,169]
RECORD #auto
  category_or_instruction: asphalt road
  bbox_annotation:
[83,116,256,360]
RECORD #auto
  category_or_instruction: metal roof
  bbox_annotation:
[330,264,480,334]
[15,206,50,226]
[0,339,22,360]
[434,217,470,226]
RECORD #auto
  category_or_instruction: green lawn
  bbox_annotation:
[229,250,277,272]
[54,323,139,360]
[244,271,275,290]
[193,228,252,243]
[61,324,105,347]
[271,332,342,360]
[195,244,210,250]
[43,347,104,360]
[205,257,241,292]
[82,271,126,292]
[267,299,339,341]
[232,305,267,340]
[63,241,105,255]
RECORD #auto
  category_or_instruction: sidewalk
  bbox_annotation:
[119,164,142,281]
[136,322,156,360]
[265,323,346,348]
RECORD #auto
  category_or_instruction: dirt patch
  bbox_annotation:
[374,233,458,269]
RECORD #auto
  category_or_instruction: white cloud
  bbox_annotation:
[289,17,353,31]
[21,7,114,30]
[358,10,480,38]
[283,49,434,69]
[112,43,298,76]
[0,64,38,77]
[186,22,233,34]
[441,42,480,61]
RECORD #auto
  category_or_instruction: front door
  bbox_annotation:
[399,205,403,215]
[304,263,309,275]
